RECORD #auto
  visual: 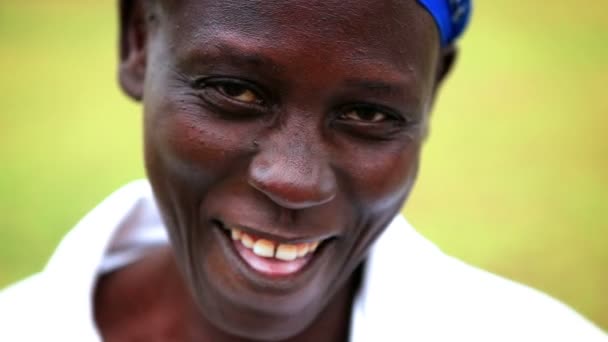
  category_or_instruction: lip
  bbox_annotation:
[212,220,333,291]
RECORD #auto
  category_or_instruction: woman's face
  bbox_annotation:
[123,0,444,339]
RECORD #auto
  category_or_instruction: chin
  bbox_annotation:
[169,226,338,341]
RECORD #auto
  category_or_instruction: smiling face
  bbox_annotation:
[119,0,449,340]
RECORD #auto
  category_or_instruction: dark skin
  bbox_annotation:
[96,0,455,341]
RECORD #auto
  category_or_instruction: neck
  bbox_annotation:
[95,246,361,342]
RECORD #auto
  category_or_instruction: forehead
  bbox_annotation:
[157,0,439,65]
[150,0,441,101]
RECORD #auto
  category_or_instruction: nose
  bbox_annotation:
[248,137,337,210]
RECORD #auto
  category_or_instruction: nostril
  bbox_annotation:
[250,179,336,210]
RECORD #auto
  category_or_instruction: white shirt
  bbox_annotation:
[0,180,605,341]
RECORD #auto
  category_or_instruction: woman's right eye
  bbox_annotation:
[193,78,265,105]
[191,77,269,117]
[214,83,263,105]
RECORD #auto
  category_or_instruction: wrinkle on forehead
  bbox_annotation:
[163,0,439,59]
[159,0,438,47]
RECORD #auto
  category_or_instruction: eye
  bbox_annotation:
[333,104,411,140]
[215,83,262,105]
[339,104,403,125]
[340,108,389,123]
[192,77,266,106]
[191,77,270,118]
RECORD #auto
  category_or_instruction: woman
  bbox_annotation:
[1,0,605,341]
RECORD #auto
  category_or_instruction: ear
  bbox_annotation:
[427,44,459,114]
[435,44,458,88]
[423,45,458,140]
[118,0,149,101]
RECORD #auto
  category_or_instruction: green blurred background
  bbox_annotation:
[1,0,606,331]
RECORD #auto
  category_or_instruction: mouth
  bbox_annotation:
[215,221,332,278]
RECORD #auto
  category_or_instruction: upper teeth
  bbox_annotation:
[230,228,320,261]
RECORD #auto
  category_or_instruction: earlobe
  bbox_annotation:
[118,0,148,102]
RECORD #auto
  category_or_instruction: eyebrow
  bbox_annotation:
[217,45,276,68]
[184,41,285,73]
[342,78,410,97]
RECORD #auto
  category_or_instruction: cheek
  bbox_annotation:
[341,140,420,212]
[142,94,258,246]
[144,95,256,180]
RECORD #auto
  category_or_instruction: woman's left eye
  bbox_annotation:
[340,108,391,123]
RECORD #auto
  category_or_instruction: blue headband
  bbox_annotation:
[417,0,472,46]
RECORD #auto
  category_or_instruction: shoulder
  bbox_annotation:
[0,274,54,340]
[434,255,606,340]
[0,273,45,310]
[0,180,157,341]
[362,216,607,340]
